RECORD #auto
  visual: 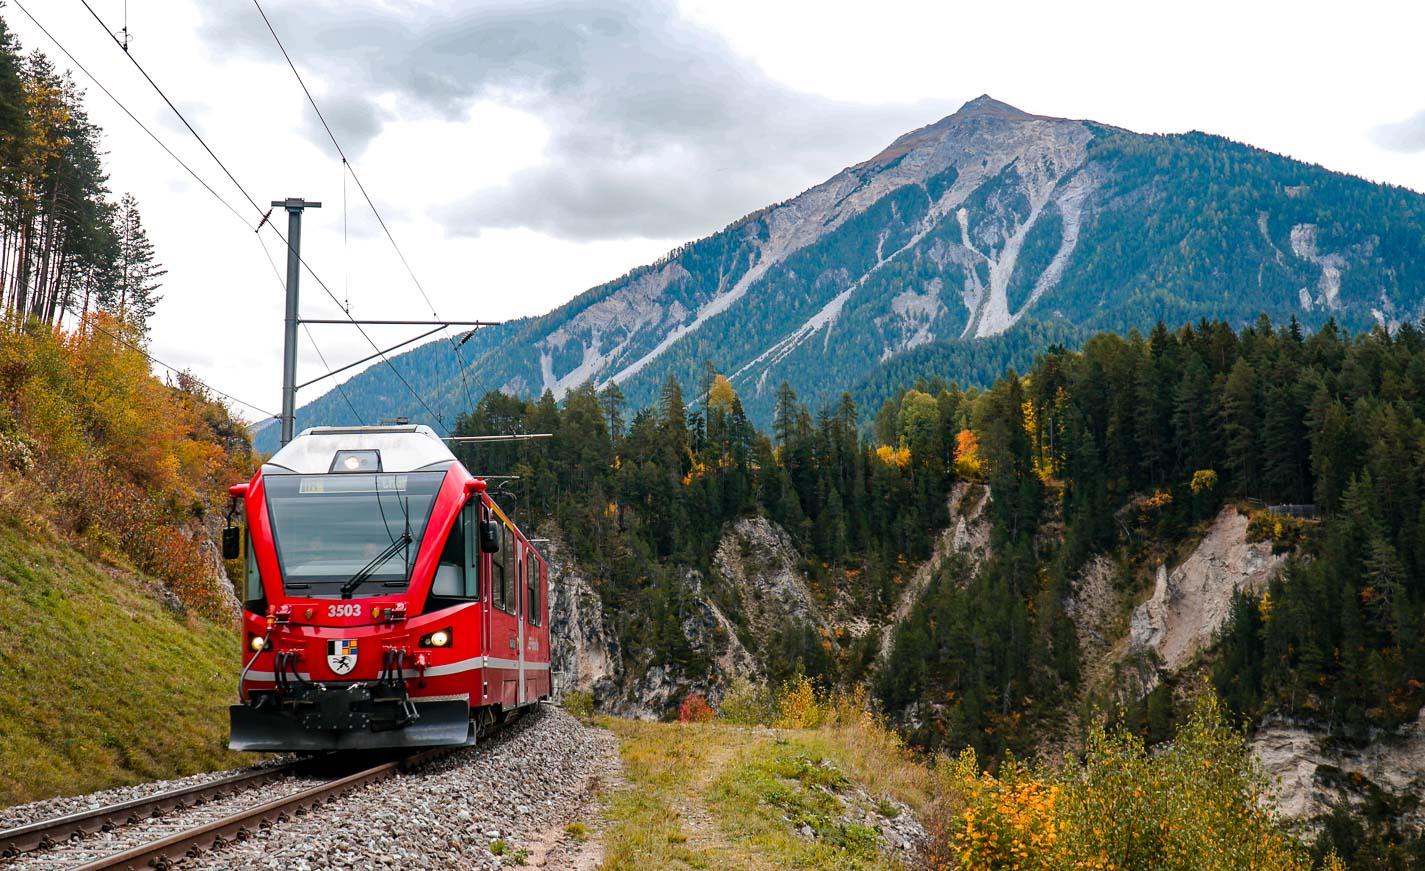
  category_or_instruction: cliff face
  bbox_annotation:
[1254,711,1425,828]
[1129,508,1285,676]
[547,508,983,718]
[544,535,621,705]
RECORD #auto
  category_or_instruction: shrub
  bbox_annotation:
[718,677,775,725]
[775,675,825,729]
[927,692,1343,870]
[678,691,715,723]
[0,317,253,619]
[563,690,595,721]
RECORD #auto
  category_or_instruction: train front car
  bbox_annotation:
[227,425,551,752]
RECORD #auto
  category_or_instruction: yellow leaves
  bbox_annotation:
[773,675,822,729]
[1258,591,1274,623]
[604,501,618,518]
[1137,490,1173,513]
[1190,468,1218,494]
[706,373,737,413]
[4,316,253,618]
[953,429,982,478]
[875,444,911,469]
[931,693,1323,871]
[681,460,708,486]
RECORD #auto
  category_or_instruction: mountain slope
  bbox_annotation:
[272,96,1425,442]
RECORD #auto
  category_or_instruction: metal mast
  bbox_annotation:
[275,197,320,445]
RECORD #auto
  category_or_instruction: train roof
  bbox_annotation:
[264,424,458,475]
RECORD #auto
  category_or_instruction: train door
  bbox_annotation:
[478,502,491,707]
[517,544,527,706]
[485,510,518,708]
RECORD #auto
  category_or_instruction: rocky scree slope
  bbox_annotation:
[269,95,1425,444]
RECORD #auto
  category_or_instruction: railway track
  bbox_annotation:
[0,750,447,870]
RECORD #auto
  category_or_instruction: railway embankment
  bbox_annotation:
[0,519,248,806]
[0,322,257,805]
[1,706,617,871]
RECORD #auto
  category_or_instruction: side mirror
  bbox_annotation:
[222,526,241,560]
[480,520,500,554]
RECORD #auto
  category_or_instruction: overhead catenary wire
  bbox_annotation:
[87,319,279,419]
[10,0,255,234]
[249,0,480,418]
[75,0,453,434]
[19,0,375,428]
[254,234,366,424]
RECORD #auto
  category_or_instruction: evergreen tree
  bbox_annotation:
[108,193,165,333]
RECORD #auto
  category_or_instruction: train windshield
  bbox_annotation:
[264,472,445,598]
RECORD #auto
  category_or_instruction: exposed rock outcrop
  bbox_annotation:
[879,481,991,659]
[1065,554,1121,671]
[1254,710,1425,828]
[1129,508,1284,675]
[544,535,622,706]
[711,516,822,637]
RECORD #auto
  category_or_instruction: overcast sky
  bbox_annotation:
[8,0,1424,423]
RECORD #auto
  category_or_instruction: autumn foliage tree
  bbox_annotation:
[0,315,253,617]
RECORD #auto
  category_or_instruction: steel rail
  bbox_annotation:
[70,749,449,871]
[0,761,300,857]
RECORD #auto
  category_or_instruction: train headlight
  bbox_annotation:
[419,628,452,648]
[250,634,265,652]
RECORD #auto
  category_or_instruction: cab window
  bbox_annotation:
[243,528,265,611]
[496,523,516,614]
[426,503,480,609]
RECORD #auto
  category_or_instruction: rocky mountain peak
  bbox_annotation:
[954,94,1033,119]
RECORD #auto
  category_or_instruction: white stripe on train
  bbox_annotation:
[244,657,550,683]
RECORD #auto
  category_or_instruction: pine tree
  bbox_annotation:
[110,193,165,333]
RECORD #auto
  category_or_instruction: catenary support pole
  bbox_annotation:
[275,197,320,446]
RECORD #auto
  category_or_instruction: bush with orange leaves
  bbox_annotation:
[928,692,1344,871]
[677,691,716,723]
[0,316,253,618]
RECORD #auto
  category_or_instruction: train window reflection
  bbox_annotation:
[264,472,444,598]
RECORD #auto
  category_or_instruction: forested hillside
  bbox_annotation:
[469,312,1425,867]
[274,97,1425,447]
[0,16,258,800]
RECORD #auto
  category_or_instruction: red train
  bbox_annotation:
[225,424,550,751]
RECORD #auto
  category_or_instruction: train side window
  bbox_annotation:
[425,505,484,612]
[491,520,507,612]
[243,528,265,612]
[526,555,540,626]
[431,509,464,598]
[498,525,516,614]
[462,503,480,599]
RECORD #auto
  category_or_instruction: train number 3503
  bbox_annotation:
[327,603,363,618]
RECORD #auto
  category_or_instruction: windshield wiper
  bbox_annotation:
[339,531,412,599]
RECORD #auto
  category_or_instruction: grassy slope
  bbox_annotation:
[594,719,932,870]
[0,514,250,805]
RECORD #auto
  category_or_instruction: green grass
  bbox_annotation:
[0,514,252,805]
[598,719,922,870]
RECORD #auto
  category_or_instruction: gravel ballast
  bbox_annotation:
[186,705,615,870]
[0,756,292,833]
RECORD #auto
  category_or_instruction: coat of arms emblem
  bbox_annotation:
[327,639,358,675]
